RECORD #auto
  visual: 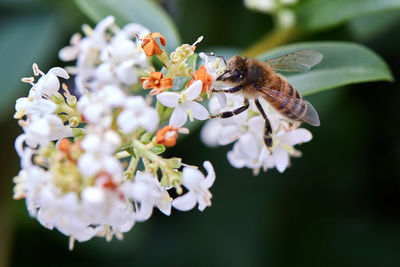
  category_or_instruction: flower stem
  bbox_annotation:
[132,140,168,171]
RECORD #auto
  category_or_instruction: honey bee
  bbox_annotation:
[210,50,323,148]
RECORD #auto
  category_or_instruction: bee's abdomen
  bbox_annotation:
[268,75,306,121]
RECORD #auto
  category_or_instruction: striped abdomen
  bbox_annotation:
[263,74,307,122]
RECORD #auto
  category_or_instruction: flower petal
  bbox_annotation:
[275,148,289,173]
[169,106,187,127]
[184,101,209,121]
[202,161,215,189]
[49,67,70,79]
[227,147,246,169]
[172,192,197,211]
[282,128,313,146]
[238,133,259,159]
[214,92,227,108]
[157,92,180,108]
[184,80,202,101]
[182,167,203,190]
[218,125,239,145]
[200,120,223,147]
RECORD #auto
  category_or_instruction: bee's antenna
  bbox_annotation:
[204,52,227,66]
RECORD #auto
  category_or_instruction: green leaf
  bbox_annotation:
[297,0,400,31]
[349,10,400,40]
[258,42,393,96]
[74,0,181,52]
[0,12,64,122]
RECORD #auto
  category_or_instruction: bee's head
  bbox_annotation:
[216,56,246,83]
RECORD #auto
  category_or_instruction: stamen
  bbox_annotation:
[62,83,71,95]
[191,36,204,49]
[70,33,82,45]
[178,127,189,134]
[32,63,40,76]
[82,24,93,36]
[181,162,198,168]
[187,109,194,121]
[134,32,142,41]
[21,77,34,83]
[69,236,75,251]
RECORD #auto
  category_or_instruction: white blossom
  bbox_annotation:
[172,161,215,211]
[59,16,149,92]
[201,94,250,146]
[199,52,227,107]
[77,85,126,128]
[202,93,313,173]
[123,172,171,221]
[157,80,209,127]
[78,129,123,178]
[260,126,312,173]
[117,96,159,133]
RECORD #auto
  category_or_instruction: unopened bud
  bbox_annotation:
[140,132,153,144]
[51,93,65,104]
[167,157,181,169]
[66,95,77,107]
[69,117,80,127]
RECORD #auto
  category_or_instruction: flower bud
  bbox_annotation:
[167,157,181,169]
[69,117,80,127]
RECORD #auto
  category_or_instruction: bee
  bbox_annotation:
[210,50,323,148]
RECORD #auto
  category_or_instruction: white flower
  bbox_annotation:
[261,126,312,173]
[199,52,227,107]
[172,161,215,211]
[17,115,73,149]
[199,52,226,80]
[33,67,69,97]
[117,96,159,133]
[59,16,149,92]
[226,116,265,170]
[201,94,250,146]
[78,85,126,128]
[157,80,209,127]
[123,172,171,221]
[81,186,135,234]
[14,97,56,119]
[78,129,123,178]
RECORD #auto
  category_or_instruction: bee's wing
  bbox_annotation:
[264,50,323,72]
[261,88,320,126]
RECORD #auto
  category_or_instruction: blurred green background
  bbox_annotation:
[1,0,400,266]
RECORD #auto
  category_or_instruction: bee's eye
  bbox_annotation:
[230,70,242,81]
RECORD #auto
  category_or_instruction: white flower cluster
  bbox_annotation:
[59,16,149,93]
[201,81,312,175]
[14,65,73,154]
[13,16,217,249]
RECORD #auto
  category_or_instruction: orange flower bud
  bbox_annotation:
[156,125,178,147]
[141,32,166,57]
[140,72,173,95]
[58,138,72,154]
[187,65,214,94]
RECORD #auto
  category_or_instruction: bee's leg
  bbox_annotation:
[212,85,242,94]
[254,99,273,148]
[210,99,249,118]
